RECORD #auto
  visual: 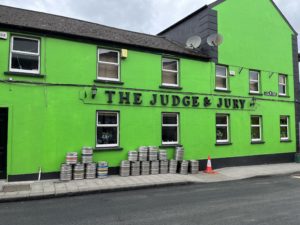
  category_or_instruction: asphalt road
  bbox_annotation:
[1,175,300,225]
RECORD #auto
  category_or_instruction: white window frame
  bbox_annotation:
[96,111,119,147]
[9,36,40,74]
[97,49,120,81]
[215,65,228,91]
[251,116,262,142]
[162,113,179,145]
[280,116,289,141]
[216,114,229,143]
[279,74,287,96]
[249,70,260,94]
[162,58,179,87]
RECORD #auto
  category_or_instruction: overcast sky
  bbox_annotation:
[0,0,299,50]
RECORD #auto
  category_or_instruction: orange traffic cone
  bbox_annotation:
[204,156,217,174]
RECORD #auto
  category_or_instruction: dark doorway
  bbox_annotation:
[0,108,8,179]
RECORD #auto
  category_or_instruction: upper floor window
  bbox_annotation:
[249,70,260,94]
[215,65,228,90]
[279,75,287,96]
[98,49,120,81]
[10,36,40,74]
[280,116,290,141]
[162,58,179,86]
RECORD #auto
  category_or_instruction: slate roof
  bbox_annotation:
[0,5,209,60]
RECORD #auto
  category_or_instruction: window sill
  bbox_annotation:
[159,85,183,90]
[249,92,263,96]
[251,141,265,145]
[94,147,123,151]
[278,95,290,98]
[94,79,124,85]
[4,71,45,78]
[280,139,292,143]
[215,142,232,146]
[214,89,231,93]
[159,144,183,148]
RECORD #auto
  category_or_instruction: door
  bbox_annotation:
[0,108,8,179]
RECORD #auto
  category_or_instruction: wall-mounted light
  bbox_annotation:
[91,85,97,99]
[250,97,256,107]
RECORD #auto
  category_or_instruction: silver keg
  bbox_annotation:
[159,160,169,174]
[169,160,178,174]
[82,147,93,164]
[120,160,130,177]
[141,161,150,175]
[148,146,158,161]
[97,161,108,179]
[150,161,159,175]
[190,160,199,174]
[60,163,72,181]
[73,163,84,180]
[138,146,148,161]
[180,160,189,175]
[175,147,184,161]
[85,163,96,179]
[130,161,140,176]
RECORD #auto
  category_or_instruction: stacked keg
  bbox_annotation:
[160,160,169,174]
[82,147,93,164]
[138,146,148,161]
[85,163,97,179]
[175,147,184,161]
[169,160,178,174]
[149,146,158,161]
[150,161,159,175]
[190,160,199,174]
[159,149,167,161]
[180,160,189,175]
[73,163,84,180]
[60,163,72,181]
[66,152,78,165]
[128,151,138,161]
[141,161,150,175]
[131,161,140,176]
[97,161,109,179]
[120,160,130,177]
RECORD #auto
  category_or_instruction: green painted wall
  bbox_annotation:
[0,0,297,176]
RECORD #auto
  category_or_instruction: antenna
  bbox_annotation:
[207,33,223,47]
[185,36,202,49]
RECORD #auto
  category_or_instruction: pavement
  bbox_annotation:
[0,163,300,203]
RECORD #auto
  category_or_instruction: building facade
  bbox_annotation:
[0,0,298,181]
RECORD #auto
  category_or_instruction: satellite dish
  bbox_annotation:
[186,36,202,49]
[207,33,223,47]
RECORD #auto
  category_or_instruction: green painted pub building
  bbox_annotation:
[0,0,299,181]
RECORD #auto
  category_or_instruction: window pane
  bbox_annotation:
[250,81,259,92]
[251,127,261,140]
[13,37,38,53]
[163,58,177,71]
[216,127,228,141]
[216,77,227,89]
[99,50,118,63]
[11,53,39,71]
[162,127,177,143]
[216,115,227,125]
[216,65,226,77]
[97,127,117,145]
[250,71,259,81]
[280,127,288,139]
[279,75,286,84]
[162,71,177,85]
[98,63,118,79]
[251,117,260,125]
[163,114,177,125]
[279,85,286,95]
[98,113,117,125]
[280,117,288,125]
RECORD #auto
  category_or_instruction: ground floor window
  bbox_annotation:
[216,114,229,143]
[162,113,179,144]
[251,116,262,142]
[96,111,119,147]
[280,116,289,141]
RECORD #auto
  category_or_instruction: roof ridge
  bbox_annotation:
[0,4,166,39]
